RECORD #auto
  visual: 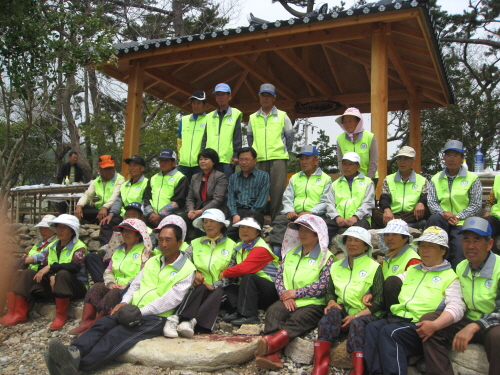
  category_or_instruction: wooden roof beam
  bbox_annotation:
[232,53,260,98]
[188,59,232,84]
[322,45,345,94]
[387,38,417,97]
[391,23,425,41]
[422,88,447,107]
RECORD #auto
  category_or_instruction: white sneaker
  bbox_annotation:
[163,315,179,338]
[177,318,197,338]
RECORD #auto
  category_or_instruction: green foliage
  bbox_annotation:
[313,129,339,174]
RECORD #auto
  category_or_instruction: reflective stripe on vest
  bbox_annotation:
[391,265,457,322]
[179,114,207,167]
[131,253,196,317]
[491,174,500,219]
[150,171,185,213]
[381,246,420,279]
[235,238,279,282]
[249,110,288,161]
[331,254,380,315]
[191,237,236,285]
[336,131,377,177]
[94,173,125,210]
[206,108,242,164]
[431,171,478,225]
[282,245,332,307]
[291,171,331,213]
[456,254,500,321]
[386,173,426,213]
[111,243,145,285]
[119,177,149,217]
[332,175,372,223]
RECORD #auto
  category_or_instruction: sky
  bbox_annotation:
[227,0,474,155]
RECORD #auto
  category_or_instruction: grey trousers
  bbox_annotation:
[257,159,288,221]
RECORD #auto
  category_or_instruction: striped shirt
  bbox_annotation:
[227,168,270,216]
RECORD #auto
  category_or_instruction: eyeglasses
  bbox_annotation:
[396,157,414,162]
[238,158,255,163]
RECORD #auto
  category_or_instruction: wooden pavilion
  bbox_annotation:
[98,0,454,195]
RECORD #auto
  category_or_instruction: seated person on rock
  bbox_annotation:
[373,146,430,229]
[100,154,148,231]
[181,148,228,240]
[74,155,125,246]
[425,140,482,268]
[44,224,196,375]
[255,214,334,370]
[2,215,88,330]
[313,227,383,375]
[364,226,465,375]
[326,152,374,236]
[164,209,235,338]
[68,218,152,336]
[421,217,500,375]
[0,215,57,325]
[226,146,270,242]
[143,148,188,228]
[270,145,335,257]
[222,211,280,326]
[484,174,500,253]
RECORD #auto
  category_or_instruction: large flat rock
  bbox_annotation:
[117,334,259,371]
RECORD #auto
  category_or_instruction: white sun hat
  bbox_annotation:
[337,226,373,257]
[233,217,262,231]
[48,214,81,241]
[192,209,230,231]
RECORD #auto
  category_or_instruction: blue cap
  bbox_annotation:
[212,83,231,94]
[297,145,319,156]
[125,202,143,213]
[459,217,492,237]
[443,140,464,154]
[158,148,177,160]
[259,83,276,96]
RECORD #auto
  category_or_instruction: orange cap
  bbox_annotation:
[98,155,115,168]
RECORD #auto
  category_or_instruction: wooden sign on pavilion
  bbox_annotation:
[98,0,454,196]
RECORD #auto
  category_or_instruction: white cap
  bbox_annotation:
[414,226,449,248]
[193,209,230,231]
[341,152,361,164]
[48,214,81,241]
[35,214,57,230]
[233,217,262,231]
[377,219,414,254]
[337,226,373,257]
[396,146,416,158]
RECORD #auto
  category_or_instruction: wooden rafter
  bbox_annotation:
[321,45,345,94]
[387,38,417,97]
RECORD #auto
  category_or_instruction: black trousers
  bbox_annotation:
[175,285,224,331]
[82,205,123,245]
[224,274,279,318]
[85,252,110,284]
[484,215,500,254]
[72,314,165,372]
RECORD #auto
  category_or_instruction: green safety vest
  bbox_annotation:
[27,238,56,271]
[179,114,207,167]
[337,131,378,178]
[386,172,426,213]
[149,170,185,213]
[391,264,457,322]
[131,253,196,317]
[291,170,331,213]
[206,107,242,164]
[249,109,288,161]
[235,238,279,282]
[490,174,500,219]
[331,254,380,315]
[111,243,146,285]
[94,173,125,210]
[456,253,500,321]
[119,176,149,217]
[192,237,236,285]
[381,245,420,279]
[431,170,478,225]
[332,174,372,223]
[283,245,333,307]
[47,238,89,286]
[153,242,189,257]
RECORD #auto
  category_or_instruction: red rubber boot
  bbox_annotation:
[68,303,96,335]
[3,295,29,326]
[311,340,331,375]
[349,351,365,375]
[0,292,17,325]
[255,330,290,356]
[50,298,70,330]
[255,350,284,370]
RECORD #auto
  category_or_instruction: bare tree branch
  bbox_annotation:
[441,37,500,49]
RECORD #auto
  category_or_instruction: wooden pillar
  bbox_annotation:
[409,91,422,173]
[371,24,389,199]
[122,60,144,178]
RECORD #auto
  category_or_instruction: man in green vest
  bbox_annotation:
[247,83,294,221]
[426,140,483,268]
[421,217,500,375]
[484,174,500,253]
[326,152,374,236]
[177,90,207,183]
[373,146,430,229]
[74,155,125,245]
[205,83,242,181]
[269,145,335,257]
[143,148,188,228]
[45,224,196,375]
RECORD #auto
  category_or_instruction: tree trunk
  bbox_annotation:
[172,0,185,36]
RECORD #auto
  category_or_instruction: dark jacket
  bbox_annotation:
[57,162,85,184]
[186,169,228,213]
